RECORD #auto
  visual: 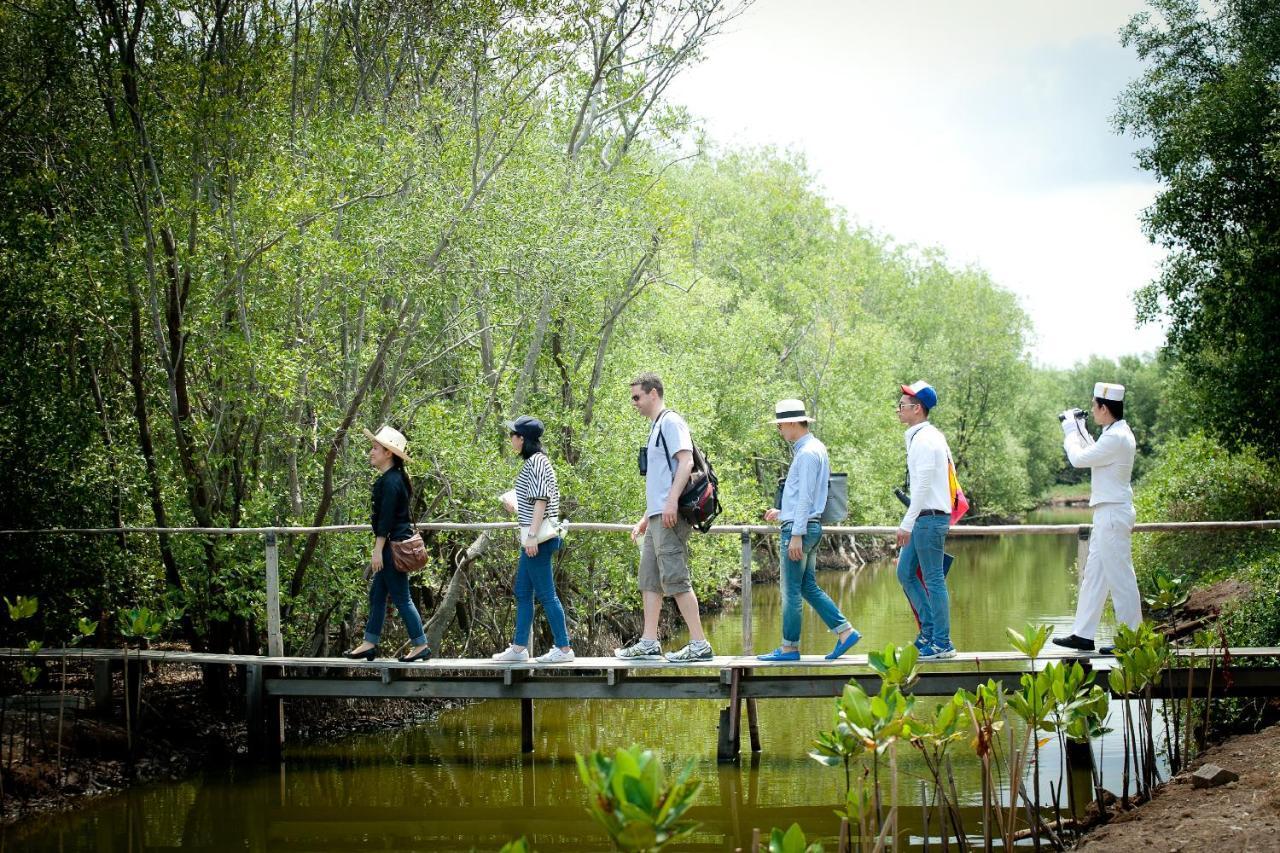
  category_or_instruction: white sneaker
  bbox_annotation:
[664,640,714,662]
[615,638,663,660]
[492,646,529,662]
[535,647,575,664]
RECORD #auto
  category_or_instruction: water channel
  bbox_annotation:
[10,506,1151,852]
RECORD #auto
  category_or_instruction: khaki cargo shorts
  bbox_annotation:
[639,514,693,595]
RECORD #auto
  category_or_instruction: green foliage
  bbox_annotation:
[1133,432,1280,589]
[118,607,167,643]
[1143,568,1189,614]
[1005,622,1051,661]
[769,823,825,853]
[1116,0,1280,454]
[4,595,38,622]
[0,0,1083,659]
[574,745,701,852]
[865,642,919,690]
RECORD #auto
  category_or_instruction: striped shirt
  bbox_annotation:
[514,452,560,527]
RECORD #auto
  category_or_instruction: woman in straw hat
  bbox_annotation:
[343,425,431,662]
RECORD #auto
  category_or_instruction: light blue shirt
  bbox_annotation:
[780,432,829,530]
[645,410,693,518]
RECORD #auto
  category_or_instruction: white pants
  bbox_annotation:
[1070,502,1142,640]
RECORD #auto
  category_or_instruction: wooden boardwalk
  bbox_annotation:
[5,645,1279,761]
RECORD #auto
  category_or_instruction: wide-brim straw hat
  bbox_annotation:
[362,425,411,462]
[770,398,815,424]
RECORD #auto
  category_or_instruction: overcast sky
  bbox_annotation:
[666,0,1167,368]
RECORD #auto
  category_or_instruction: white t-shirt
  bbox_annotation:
[645,410,693,518]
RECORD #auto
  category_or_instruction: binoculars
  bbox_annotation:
[1058,408,1086,422]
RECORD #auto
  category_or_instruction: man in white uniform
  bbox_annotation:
[1052,382,1142,655]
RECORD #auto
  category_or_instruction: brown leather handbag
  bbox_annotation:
[391,532,428,573]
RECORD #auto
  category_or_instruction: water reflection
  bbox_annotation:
[9,517,1143,852]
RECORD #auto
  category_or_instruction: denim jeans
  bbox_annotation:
[513,537,570,649]
[896,514,951,647]
[364,542,427,646]
[780,521,852,646]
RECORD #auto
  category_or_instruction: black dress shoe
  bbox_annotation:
[1097,645,1116,655]
[342,645,377,661]
[398,646,432,663]
[1051,634,1096,652]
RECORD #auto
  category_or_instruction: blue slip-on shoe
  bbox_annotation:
[825,630,862,661]
[757,647,801,662]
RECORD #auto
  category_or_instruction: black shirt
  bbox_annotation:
[370,468,413,541]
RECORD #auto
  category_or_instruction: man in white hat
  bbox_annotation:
[1052,382,1141,654]
[895,380,957,659]
[758,400,861,662]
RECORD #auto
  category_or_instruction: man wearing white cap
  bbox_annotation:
[896,380,957,660]
[758,400,862,662]
[1052,383,1141,654]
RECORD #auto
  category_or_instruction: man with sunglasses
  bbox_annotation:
[896,380,957,660]
[615,371,714,662]
[1052,383,1141,655]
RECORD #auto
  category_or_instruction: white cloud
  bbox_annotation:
[669,0,1166,366]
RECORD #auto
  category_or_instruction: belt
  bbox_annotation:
[917,509,948,517]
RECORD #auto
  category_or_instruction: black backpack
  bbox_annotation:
[655,412,722,532]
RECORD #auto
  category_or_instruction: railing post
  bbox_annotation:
[740,531,761,754]
[740,532,753,655]
[265,531,283,657]
[1076,526,1091,575]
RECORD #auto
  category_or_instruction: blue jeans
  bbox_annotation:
[513,537,570,649]
[780,521,852,646]
[896,514,951,647]
[364,542,427,646]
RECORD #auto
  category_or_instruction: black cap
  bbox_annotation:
[502,415,544,440]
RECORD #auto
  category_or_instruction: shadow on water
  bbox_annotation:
[9,513,1152,851]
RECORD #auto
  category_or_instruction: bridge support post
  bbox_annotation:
[246,663,284,763]
[92,659,113,715]
[521,698,534,754]
[718,667,743,762]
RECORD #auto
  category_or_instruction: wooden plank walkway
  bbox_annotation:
[6,646,1278,762]
[7,645,1280,668]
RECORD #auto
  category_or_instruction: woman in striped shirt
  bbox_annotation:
[493,415,574,664]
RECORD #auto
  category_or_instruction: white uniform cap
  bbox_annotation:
[1093,382,1125,402]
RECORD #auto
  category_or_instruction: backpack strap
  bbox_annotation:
[652,409,676,472]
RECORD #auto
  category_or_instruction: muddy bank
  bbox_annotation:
[1076,723,1280,851]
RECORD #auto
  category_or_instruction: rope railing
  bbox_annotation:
[3,519,1277,658]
